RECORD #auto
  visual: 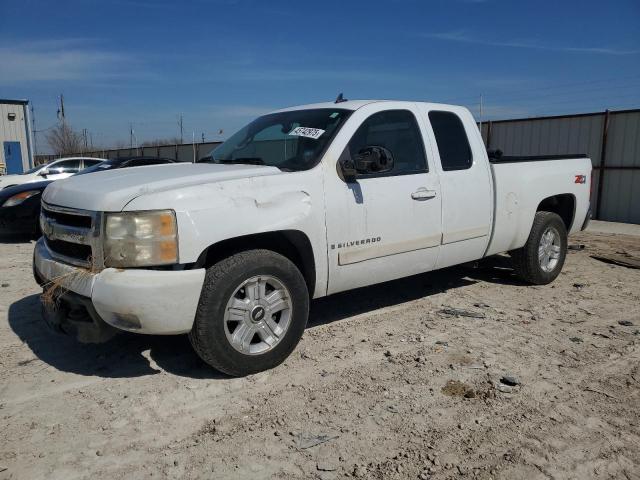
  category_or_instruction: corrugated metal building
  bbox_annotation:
[0,99,34,175]
[481,108,640,224]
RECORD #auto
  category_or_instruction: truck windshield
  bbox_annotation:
[202,108,351,171]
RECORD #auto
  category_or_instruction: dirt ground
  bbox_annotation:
[1,230,639,480]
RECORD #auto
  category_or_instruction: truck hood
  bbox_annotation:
[42,163,283,211]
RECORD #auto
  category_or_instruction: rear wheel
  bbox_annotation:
[511,211,567,285]
[189,249,309,376]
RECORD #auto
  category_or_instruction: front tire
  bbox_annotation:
[189,249,309,376]
[511,211,567,285]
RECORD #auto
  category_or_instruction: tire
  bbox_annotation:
[511,211,567,285]
[189,249,309,376]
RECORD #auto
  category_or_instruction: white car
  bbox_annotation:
[0,157,106,189]
[34,100,592,376]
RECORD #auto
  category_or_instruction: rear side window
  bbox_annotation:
[429,111,472,171]
[83,159,103,167]
[53,159,81,173]
[347,110,427,176]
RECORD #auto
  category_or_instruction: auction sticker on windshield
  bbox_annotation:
[288,127,325,140]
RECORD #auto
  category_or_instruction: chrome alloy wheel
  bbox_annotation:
[223,275,292,355]
[538,226,561,272]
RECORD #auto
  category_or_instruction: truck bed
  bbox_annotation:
[485,155,592,257]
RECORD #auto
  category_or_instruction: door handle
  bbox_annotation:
[411,188,437,200]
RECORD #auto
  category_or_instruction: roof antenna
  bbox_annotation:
[335,93,348,104]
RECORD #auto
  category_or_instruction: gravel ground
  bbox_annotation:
[0,230,639,480]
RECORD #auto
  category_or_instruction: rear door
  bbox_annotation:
[420,107,493,268]
[323,103,442,294]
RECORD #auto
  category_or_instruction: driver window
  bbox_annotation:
[346,110,428,176]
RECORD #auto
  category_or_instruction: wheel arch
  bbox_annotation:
[536,193,576,231]
[194,230,316,295]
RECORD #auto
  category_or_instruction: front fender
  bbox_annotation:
[122,170,329,297]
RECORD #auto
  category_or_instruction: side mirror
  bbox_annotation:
[354,146,394,174]
[339,146,395,181]
[339,158,358,181]
[39,168,49,177]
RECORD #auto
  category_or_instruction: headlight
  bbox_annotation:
[104,210,178,267]
[2,190,40,207]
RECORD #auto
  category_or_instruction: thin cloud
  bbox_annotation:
[0,39,146,86]
[422,31,640,55]
[198,64,413,85]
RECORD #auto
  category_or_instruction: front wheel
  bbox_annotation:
[189,249,309,376]
[511,211,568,285]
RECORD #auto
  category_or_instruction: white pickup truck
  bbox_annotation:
[34,99,592,376]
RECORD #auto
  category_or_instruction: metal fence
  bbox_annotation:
[35,108,640,224]
[35,141,222,165]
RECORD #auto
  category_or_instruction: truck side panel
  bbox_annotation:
[485,157,592,257]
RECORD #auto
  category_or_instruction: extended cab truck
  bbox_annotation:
[34,100,592,376]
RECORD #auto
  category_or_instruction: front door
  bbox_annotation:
[3,142,23,174]
[324,105,442,295]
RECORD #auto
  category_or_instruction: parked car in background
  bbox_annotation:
[0,157,106,189]
[0,156,175,237]
[74,156,176,176]
[0,180,51,236]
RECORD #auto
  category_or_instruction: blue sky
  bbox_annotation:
[1,0,639,152]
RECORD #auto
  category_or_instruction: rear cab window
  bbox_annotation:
[428,111,472,171]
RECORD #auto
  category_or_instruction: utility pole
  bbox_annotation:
[130,123,134,149]
[59,94,66,123]
[192,131,196,163]
[178,114,184,144]
[479,94,484,144]
[31,104,37,157]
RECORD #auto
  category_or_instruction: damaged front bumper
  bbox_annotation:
[33,238,206,340]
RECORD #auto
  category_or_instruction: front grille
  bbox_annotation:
[43,209,92,229]
[46,239,92,262]
[41,203,103,269]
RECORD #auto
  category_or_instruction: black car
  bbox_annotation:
[0,156,176,237]
[0,180,53,236]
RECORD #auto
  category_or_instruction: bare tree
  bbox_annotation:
[45,123,84,156]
